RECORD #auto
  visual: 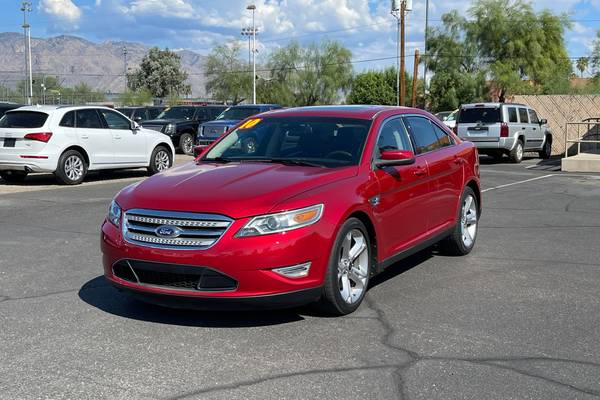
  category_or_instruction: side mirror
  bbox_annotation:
[131,121,141,131]
[193,145,209,158]
[539,119,547,125]
[134,116,143,123]
[375,150,416,168]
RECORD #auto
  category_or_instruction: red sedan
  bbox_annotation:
[101,106,481,315]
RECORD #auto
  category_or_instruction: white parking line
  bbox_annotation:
[482,174,555,193]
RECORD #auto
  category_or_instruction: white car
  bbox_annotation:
[0,105,175,185]
[442,109,458,130]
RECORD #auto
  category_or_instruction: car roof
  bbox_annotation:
[261,105,419,119]
[8,105,118,114]
[461,102,528,108]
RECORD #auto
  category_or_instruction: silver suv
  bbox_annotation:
[456,103,552,163]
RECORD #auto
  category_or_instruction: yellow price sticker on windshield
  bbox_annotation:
[239,118,261,130]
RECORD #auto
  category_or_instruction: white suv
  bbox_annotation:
[0,105,175,185]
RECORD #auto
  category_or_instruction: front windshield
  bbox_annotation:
[216,107,260,121]
[156,106,196,120]
[445,110,458,122]
[203,117,372,168]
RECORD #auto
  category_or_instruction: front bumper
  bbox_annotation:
[101,218,330,308]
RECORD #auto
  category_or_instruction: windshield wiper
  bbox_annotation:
[255,158,325,168]
[200,156,234,164]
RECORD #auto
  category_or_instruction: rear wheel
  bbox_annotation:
[441,187,479,256]
[508,139,524,163]
[0,170,28,183]
[54,150,87,185]
[147,146,172,175]
[180,133,194,156]
[538,136,552,159]
[317,218,371,316]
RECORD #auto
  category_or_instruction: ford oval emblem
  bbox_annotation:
[155,225,182,238]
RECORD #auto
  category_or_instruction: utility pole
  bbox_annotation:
[411,50,420,107]
[391,1,411,107]
[122,46,128,92]
[423,0,429,107]
[241,28,253,69]
[21,1,32,105]
[247,4,257,105]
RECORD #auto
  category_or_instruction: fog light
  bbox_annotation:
[272,262,311,278]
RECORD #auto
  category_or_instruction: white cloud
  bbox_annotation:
[122,0,196,18]
[39,0,82,23]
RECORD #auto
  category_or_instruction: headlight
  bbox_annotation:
[236,204,324,237]
[165,124,176,134]
[108,200,122,227]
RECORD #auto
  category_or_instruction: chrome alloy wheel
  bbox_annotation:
[155,150,170,171]
[460,194,478,248]
[516,142,524,161]
[337,229,369,304]
[182,135,193,155]
[64,155,84,182]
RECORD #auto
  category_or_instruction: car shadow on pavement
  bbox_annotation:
[0,170,149,187]
[78,276,305,327]
[368,249,434,290]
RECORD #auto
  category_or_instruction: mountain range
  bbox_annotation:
[0,32,208,98]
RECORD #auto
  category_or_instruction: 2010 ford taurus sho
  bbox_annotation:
[101,105,481,315]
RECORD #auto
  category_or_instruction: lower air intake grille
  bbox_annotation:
[113,260,237,292]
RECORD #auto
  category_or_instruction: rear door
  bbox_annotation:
[527,108,544,149]
[457,105,502,143]
[517,107,532,147]
[98,109,147,164]
[76,109,114,165]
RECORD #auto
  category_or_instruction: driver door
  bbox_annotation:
[98,109,147,164]
[371,117,431,260]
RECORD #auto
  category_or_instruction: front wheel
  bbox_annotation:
[54,150,87,185]
[148,146,173,175]
[0,170,28,183]
[317,218,372,316]
[440,187,479,256]
[180,133,194,156]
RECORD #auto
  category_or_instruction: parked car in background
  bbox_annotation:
[456,103,552,163]
[0,102,22,118]
[442,109,458,130]
[197,104,282,149]
[117,106,165,123]
[435,111,452,121]
[102,105,481,315]
[0,106,175,185]
[142,105,227,155]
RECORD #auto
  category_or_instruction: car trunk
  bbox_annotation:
[0,111,51,155]
[457,106,503,139]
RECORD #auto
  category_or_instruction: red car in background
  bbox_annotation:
[101,105,481,315]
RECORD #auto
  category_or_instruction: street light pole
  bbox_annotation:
[21,1,32,105]
[123,46,128,92]
[247,4,257,105]
[423,0,429,106]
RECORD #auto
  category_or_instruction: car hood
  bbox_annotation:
[117,161,357,219]
[201,119,240,127]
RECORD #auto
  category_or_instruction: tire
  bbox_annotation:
[316,218,372,316]
[0,170,28,183]
[147,146,173,175]
[538,136,552,159]
[54,150,87,185]
[440,187,479,256]
[179,133,194,156]
[508,139,524,164]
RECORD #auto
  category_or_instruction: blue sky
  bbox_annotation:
[1,0,599,74]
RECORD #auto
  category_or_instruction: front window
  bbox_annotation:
[203,117,372,168]
[216,107,260,121]
[156,107,196,120]
[0,111,48,128]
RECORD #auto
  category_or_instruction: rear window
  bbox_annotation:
[0,111,48,128]
[458,107,501,124]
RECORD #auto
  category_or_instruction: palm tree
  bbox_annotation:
[576,57,589,78]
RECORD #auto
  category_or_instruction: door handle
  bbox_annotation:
[453,157,464,165]
[81,135,89,139]
[114,135,122,140]
[414,167,426,177]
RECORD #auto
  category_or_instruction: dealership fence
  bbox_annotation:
[513,95,600,155]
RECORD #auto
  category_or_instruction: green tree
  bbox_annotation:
[129,47,190,98]
[576,57,589,78]
[204,43,251,104]
[348,67,424,106]
[117,88,153,106]
[260,40,353,106]
[592,31,600,76]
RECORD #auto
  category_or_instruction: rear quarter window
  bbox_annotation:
[0,111,49,128]
[458,107,501,124]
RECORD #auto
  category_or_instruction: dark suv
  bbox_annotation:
[142,105,227,155]
[197,104,282,146]
[0,103,22,118]
[116,106,165,123]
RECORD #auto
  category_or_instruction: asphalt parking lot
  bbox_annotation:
[1,156,599,400]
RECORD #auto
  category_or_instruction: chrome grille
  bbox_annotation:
[123,209,233,250]
[203,125,227,138]
[143,125,164,132]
